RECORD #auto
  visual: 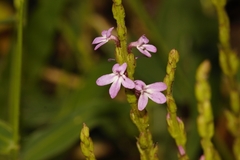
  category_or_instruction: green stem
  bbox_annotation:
[80,123,96,160]
[163,49,189,160]
[8,0,24,158]
[211,0,240,159]
[112,1,158,159]
[195,60,221,160]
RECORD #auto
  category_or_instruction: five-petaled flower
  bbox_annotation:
[128,35,157,57]
[96,63,135,98]
[92,27,118,50]
[134,80,167,111]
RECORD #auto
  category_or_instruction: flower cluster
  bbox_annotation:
[93,27,167,111]
[92,27,157,57]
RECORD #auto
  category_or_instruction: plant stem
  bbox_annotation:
[211,0,240,159]
[112,0,159,159]
[80,123,96,160]
[163,49,189,160]
[8,0,24,158]
[195,60,221,160]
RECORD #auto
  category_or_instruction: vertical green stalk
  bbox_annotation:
[163,49,189,160]
[211,0,240,159]
[195,60,221,160]
[80,123,96,160]
[112,1,158,159]
[8,0,24,158]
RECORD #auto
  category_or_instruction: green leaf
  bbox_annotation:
[0,120,14,154]
[24,0,67,84]
[21,99,114,160]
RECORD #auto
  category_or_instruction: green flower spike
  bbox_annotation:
[163,49,189,160]
[195,60,221,160]
[112,1,159,159]
[211,0,240,159]
[80,123,96,160]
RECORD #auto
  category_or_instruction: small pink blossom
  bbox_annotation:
[134,80,167,111]
[199,155,205,160]
[128,35,157,57]
[96,63,135,98]
[92,27,118,50]
[178,145,186,156]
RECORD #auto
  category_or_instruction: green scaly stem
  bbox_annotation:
[163,49,189,160]
[211,0,240,159]
[112,0,159,159]
[195,60,221,160]
[80,123,96,160]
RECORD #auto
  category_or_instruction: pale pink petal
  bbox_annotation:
[147,92,166,104]
[121,77,135,89]
[138,35,149,44]
[178,145,186,156]
[142,50,152,57]
[112,63,120,72]
[94,41,108,50]
[109,78,122,98]
[199,155,205,160]
[92,27,115,50]
[96,73,116,86]
[137,47,151,57]
[146,82,167,92]
[143,44,157,52]
[128,41,138,48]
[134,80,146,91]
[101,30,107,36]
[92,37,107,44]
[106,27,114,37]
[138,94,149,111]
[112,63,127,73]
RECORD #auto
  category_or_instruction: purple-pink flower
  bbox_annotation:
[134,80,167,111]
[92,27,118,50]
[177,145,186,156]
[96,63,135,98]
[129,35,157,57]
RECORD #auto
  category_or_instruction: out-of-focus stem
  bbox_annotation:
[195,60,221,160]
[112,1,158,159]
[112,0,135,79]
[8,0,25,158]
[163,49,189,160]
[211,0,240,159]
[80,123,96,160]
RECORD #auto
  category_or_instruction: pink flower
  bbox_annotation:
[92,27,118,50]
[96,63,135,98]
[199,155,205,160]
[128,35,157,57]
[178,145,186,156]
[134,80,167,111]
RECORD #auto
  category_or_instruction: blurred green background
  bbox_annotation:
[0,0,239,159]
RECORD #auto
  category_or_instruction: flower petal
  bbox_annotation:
[138,35,149,44]
[96,73,116,86]
[106,27,114,37]
[109,78,121,98]
[134,80,146,91]
[143,44,157,52]
[101,30,107,36]
[138,94,148,111]
[92,37,107,44]
[94,41,108,50]
[122,77,135,89]
[112,63,127,73]
[147,92,166,104]
[146,82,167,92]
[138,48,152,57]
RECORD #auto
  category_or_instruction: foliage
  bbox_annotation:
[0,0,239,159]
